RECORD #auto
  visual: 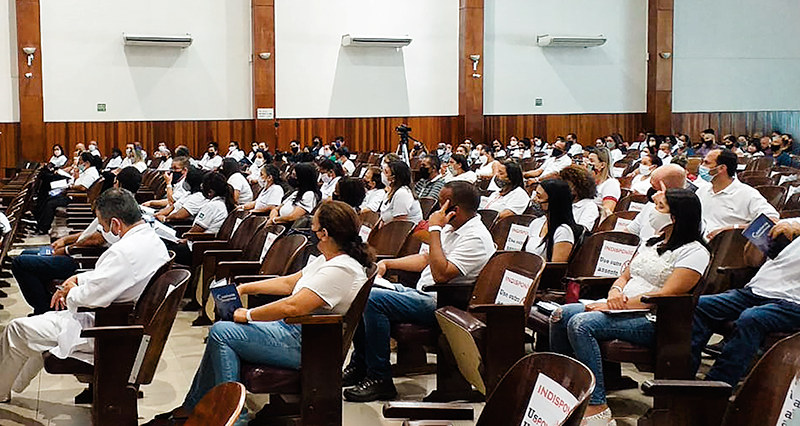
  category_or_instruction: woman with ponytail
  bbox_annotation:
[149,200,374,425]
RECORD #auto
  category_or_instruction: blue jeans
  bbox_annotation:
[549,303,655,405]
[183,320,302,419]
[351,285,437,380]
[11,253,78,315]
[690,287,800,386]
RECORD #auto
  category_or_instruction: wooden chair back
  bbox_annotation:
[419,197,439,220]
[754,185,787,210]
[341,265,378,361]
[478,209,499,229]
[85,177,106,205]
[705,228,751,294]
[241,221,272,260]
[228,214,267,250]
[686,157,703,175]
[737,170,769,180]
[741,175,773,187]
[131,252,177,327]
[784,192,800,211]
[476,353,594,426]
[618,174,634,190]
[721,332,800,426]
[469,251,546,316]
[476,178,491,191]
[216,209,249,241]
[564,231,641,280]
[184,382,246,426]
[367,220,415,257]
[259,234,308,276]
[595,210,640,233]
[359,209,380,229]
[744,156,774,171]
[285,243,320,275]
[615,193,648,213]
[488,214,536,250]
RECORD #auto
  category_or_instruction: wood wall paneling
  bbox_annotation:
[644,0,674,135]
[458,0,484,143]
[0,123,20,169]
[483,114,645,146]
[252,0,277,149]
[16,0,46,162]
[672,111,800,142]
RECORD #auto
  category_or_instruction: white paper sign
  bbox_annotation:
[359,168,368,178]
[504,223,530,251]
[520,373,578,426]
[594,240,637,277]
[359,225,372,243]
[259,232,278,263]
[419,243,430,255]
[612,167,625,178]
[777,373,800,426]
[629,201,645,212]
[256,108,274,120]
[614,218,632,231]
[495,270,534,305]
[232,218,244,235]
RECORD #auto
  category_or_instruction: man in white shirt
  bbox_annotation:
[336,148,356,176]
[343,182,496,402]
[696,148,779,240]
[87,140,101,158]
[566,133,584,157]
[524,140,572,183]
[225,141,245,162]
[0,188,170,402]
[625,164,688,243]
[690,218,800,386]
[198,142,223,171]
[142,157,192,209]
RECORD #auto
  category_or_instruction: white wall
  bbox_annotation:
[484,0,647,115]
[0,0,18,122]
[673,0,800,112]
[274,0,458,119]
[39,0,252,122]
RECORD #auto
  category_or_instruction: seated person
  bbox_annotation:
[414,154,446,200]
[525,179,583,262]
[359,167,386,214]
[197,142,223,171]
[245,149,269,183]
[48,144,68,169]
[142,156,192,209]
[319,159,344,200]
[240,164,285,213]
[444,154,477,184]
[475,145,500,180]
[481,159,529,220]
[268,163,321,226]
[334,176,367,212]
[690,218,800,386]
[0,189,170,403]
[586,147,621,216]
[626,164,688,243]
[629,153,662,195]
[152,167,207,223]
[343,182,495,402]
[549,188,709,425]
[336,147,356,176]
[378,161,423,227]
[560,165,600,231]
[524,140,572,183]
[14,167,143,315]
[35,152,102,235]
[105,148,124,170]
[221,158,254,205]
[148,201,373,425]
[696,148,779,240]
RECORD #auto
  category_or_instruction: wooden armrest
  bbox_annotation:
[78,302,135,326]
[641,294,693,306]
[423,282,475,309]
[383,402,474,421]
[250,210,271,216]
[421,283,474,292]
[233,274,278,285]
[403,421,453,426]
[204,249,243,259]
[77,302,136,313]
[468,303,525,314]
[567,276,618,286]
[376,254,396,262]
[217,261,262,279]
[285,314,342,325]
[69,246,107,257]
[81,325,144,338]
[183,233,219,242]
[641,379,732,397]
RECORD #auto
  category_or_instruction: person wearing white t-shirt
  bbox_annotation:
[198,143,223,171]
[525,180,583,262]
[360,168,386,213]
[696,148,779,240]
[142,157,194,209]
[625,164,689,243]
[551,188,710,424]
[559,165,600,232]
[481,160,529,220]
[444,154,477,184]
[475,146,499,179]
[524,140,572,183]
[220,158,253,205]
[378,161,423,226]
[630,153,661,195]
[269,163,321,226]
[225,141,245,162]
[36,152,101,234]
[319,159,344,200]
[335,149,356,176]
[691,217,800,387]
[49,145,68,169]
[241,164,285,213]
[246,151,268,183]
[586,148,621,215]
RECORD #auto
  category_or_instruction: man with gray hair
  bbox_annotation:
[0,188,170,403]
[625,164,689,243]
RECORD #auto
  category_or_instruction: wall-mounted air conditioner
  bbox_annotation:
[341,34,412,48]
[123,33,193,48]
[536,35,606,48]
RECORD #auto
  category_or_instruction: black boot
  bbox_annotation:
[342,363,366,388]
[343,377,397,402]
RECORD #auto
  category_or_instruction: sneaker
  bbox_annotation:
[342,364,365,388]
[581,407,617,426]
[342,377,397,402]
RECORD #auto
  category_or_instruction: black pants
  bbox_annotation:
[12,253,78,315]
[35,194,70,233]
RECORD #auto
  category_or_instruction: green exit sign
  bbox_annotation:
[97,103,107,112]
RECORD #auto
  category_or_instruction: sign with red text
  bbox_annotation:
[495,270,534,305]
[520,373,578,426]
[777,373,800,426]
[614,218,632,231]
[594,240,637,277]
[359,225,372,243]
[504,223,530,251]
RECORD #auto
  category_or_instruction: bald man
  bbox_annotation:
[625,164,688,243]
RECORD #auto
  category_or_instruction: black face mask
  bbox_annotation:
[418,167,430,180]
[308,230,320,246]
[172,171,184,183]
[291,147,299,153]
[551,148,563,157]
[208,151,216,157]
[287,176,299,187]
[772,145,782,151]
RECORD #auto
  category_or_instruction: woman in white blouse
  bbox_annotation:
[481,160,529,220]
[629,152,662,195]
[148,200,374,425]
[246,150,268,183]
[476,146,499,180]
[559,165,600,232]
[378,161,423,226]
[269,163,321,226]
[586,147,621,216]
[241,164,285,213]
[444,154,478,184]
[221,158,254,205]
[524,179,583,262]
[360,167,387,214]
[549,188,709,426]
[319,159,344,200]
[49,144,68,169]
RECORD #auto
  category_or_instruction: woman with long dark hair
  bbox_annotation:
[524,179,583,262]
[241,164,285,213]
[360,167,386,213]
[378,161,422,226]
[269,162,321,225]
[220,158,253,205]
[549,188,710,425]
[49,144,68,169]
[481,160,529,220]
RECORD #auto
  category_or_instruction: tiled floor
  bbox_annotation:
[0,233,661,426]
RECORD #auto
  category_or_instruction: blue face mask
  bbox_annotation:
[698,165,715,182]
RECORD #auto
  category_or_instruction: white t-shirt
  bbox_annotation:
[0,212,10,235]
[74,166,100,189]
[573,198,600,232]
[226,149,245,162]
[379,186,423,225]
[482,187,530,215]
[568,143,584,156]
[361,188,386,212]
[193,196,229,234]
[247,162,264,182]
[625,202,658,243]
[747,218,800,305]
[105,156,123,170]
[476,160,497,178]
[417,215,496,294]
[631,175,652,195]
[156,157,172,172]
[610,149,624,164]
[696,179,779,240]
[447,170,478,184]
[294,254,368,315]
[172,179,190,203]
[341,160,356,176]
[524,216,575,259]
[174,192,208,217]
[199,154,223,171]
[595,178,621,207]
[133,162,147,173]
[279,191,319,217]
[227,173,253,204]
[623,241,710,298]
[254,184,284,211]
[50,155,68,168]
[77,218,102,245]
[320,176,341,200]
[538,155,572,177]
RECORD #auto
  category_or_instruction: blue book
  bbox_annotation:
[742,213,789,259]
[210,279,243,321]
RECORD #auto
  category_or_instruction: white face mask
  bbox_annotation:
[657,151,668,159]
[321,174,333,184]
[648,209,672,232]
[639,164,652,176]
[258,176,268,187]
[479,155,488,165]
[254,158,264,166]
[89,145,97,152]
[98,223,121,245]
[640,151,648,159]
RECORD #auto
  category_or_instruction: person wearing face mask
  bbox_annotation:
[246,142,260,163]
[153,167,206,224]
[566,133,584,157]
[14,168,143,316]
[360,167,387,213]
[49,144,68,169]
[343,182,494,402]
[220,158,253,205]
[524,140,572,184]
[559,165,600,232]
[247,150,268,182]
[586,147,621,215]
[270,163,322,226]
[444,154,477,184]
[525,179,583,262]
[695,129,718,158]
[481,160,529,220]
[225,141,245,162]
[772,137,798,168]
[625,164,688,244]
[87,140,101,158]
[288,141,302,163]
[657,142,673,165]
[0,189,170,405]
[507,136,521,158]
[318,159,344,201]
[119,143,136,169]
[550,188,709,426]
[241,164,285,213]
[696,148,779,240]
[630,153,662,195]
[143,157,193,209]
[198,142,223,171]
[475,145,499,185]
[336,148,356,176]
[721,134,743,156]
[377,161,423,227]
[35,152,102,235]
[104,148,124,170]
[414,154,445,200]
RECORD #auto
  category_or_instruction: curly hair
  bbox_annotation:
[559,165,597,201]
